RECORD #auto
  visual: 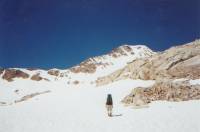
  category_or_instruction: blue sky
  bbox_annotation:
[0,0,200,69]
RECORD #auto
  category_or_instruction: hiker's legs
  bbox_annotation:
[106,105,113,116]
[108,109,111,116]
[106,105,110,116]
[109,109,112,116]
[110,106,113,116]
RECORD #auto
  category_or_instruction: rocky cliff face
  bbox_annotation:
[96,39,200,86]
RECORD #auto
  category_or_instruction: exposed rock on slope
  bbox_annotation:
[14,90,51,104]
[96,40,200,86]
[70,61,97,74]
[122,79,200,106]
[2,69,29,82]
[31,73,49,81]
[48,69,60,76]
[31,73,43,81]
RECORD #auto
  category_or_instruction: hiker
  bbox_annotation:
[106,94,113,117]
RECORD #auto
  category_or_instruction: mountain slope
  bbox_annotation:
[96,39,200,86]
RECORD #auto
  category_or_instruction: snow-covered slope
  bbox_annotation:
[0,79,200,132]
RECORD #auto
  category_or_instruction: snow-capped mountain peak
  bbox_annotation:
[69,44,155,74]
[61,44,155,84]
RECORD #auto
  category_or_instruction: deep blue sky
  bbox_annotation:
[0,0,200,69]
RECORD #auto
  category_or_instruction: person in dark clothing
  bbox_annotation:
[106,94,113,117]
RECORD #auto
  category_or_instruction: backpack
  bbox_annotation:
[106,94,113,105]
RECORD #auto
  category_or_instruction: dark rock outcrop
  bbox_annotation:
[2,69,29,82]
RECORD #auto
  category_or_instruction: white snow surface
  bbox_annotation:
[190,79,200,85]
[0,79,200,132]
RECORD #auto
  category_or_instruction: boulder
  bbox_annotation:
[31,73,43,81]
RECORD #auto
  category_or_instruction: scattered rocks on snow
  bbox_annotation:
[73,80,80,85]
[14,90,51,104]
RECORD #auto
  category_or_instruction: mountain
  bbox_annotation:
[69,45,154,74]
[0,44,155,84]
